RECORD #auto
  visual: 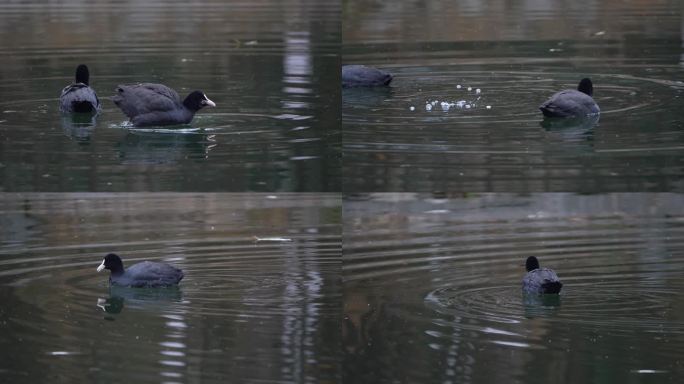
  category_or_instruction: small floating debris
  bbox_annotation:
[426,209,450,214]
[486,105,492,109]
[456,85,462,89]
[467,87,473,91]
[253,236,293,242]
[233,39,259,47]
[549,48,563,52]
[425,104,432,111]
[409,106,415,111]
[594,31,606,36]
[475,88,481,94]
[631,369,667,374]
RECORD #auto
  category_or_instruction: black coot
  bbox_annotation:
[342,65,393,87]
[539,78,600,118]
[522,256,563,294]
[113,83,216,127]
[97,253,184,287]
[59,64,100,113]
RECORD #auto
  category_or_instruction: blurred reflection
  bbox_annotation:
[541,115,599,156]
[61,113,97,142]
[96,286,183,314]
[522,293,561,318]
[541,114,599,141]
[97,296,125,314]
[342,86,394,106]
[116,131,216,164]
[159,311,188,373]
[343,288,379,355]
[282,31,313,111]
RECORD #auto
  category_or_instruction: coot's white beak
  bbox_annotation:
[203,95,216,107]
[97,260,105,272]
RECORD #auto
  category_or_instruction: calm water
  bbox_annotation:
[343,0,684,192]
[343,193,684,383]
[0,193,341,383]
[0,0,340,192]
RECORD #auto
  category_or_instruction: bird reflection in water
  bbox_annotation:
[61,113,97,142]
[522,292,561,319]
[97,286,183,315]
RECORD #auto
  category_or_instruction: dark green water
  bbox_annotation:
[343,193,684,383]
[2,1,684,383]
[0,0,340,192]
[343,0,684,192]
[0,193,341,383]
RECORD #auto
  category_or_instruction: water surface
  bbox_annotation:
[343,1,684,192]
[0,0,340,192]
[344,193,684,383]
[0,193,341,383]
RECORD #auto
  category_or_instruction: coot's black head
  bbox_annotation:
[525,256,540,272]
[75,64,90,85]
[183,91,216,111]
[577,78,593,96]
[97,253,124,275]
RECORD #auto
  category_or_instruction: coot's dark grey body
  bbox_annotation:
[97,253,184,288]
[522,256,562,294]
[342,65,393,87]
[113,83,215,127]
[59,65,100,113]
[539,78,599,118]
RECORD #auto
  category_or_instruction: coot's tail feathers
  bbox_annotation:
[71,100,97,113]
[382,73,393,86]
[60,83,100,113]
[539,102,561,117]
[541,281,562,294]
